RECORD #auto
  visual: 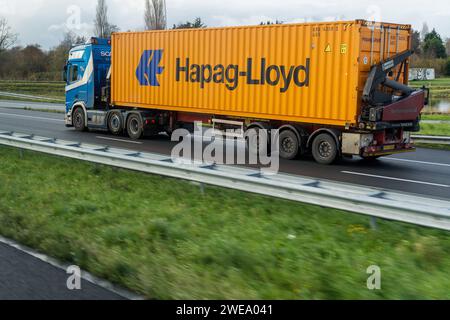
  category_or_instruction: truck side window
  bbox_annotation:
[70,65,79,83]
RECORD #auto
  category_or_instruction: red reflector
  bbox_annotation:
[151,119,156,124]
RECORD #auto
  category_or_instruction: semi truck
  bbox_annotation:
[64,20,428,165]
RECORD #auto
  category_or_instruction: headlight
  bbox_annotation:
[361,134,374,148]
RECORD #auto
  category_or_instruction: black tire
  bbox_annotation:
[362,156,382,162]
[312,133,338,165]
[279,130,299,160]
[73,107,86,132]
[127,113,144,140]
[108,112,123,136]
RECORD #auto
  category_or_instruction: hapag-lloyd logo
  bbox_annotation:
[136,49,165,86]
[136,49,310,92]
[176,57,310,92]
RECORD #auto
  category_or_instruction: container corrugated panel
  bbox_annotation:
[111,20,411,128]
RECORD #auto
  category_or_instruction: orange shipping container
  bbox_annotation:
[111,20,412,128]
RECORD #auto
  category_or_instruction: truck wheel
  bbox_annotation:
[279,130,299,160]
[108,112,123,136]
[127,114,143,140]
[73,107,86,132]
[312,133,338,165]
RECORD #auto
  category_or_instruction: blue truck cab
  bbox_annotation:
[64,37,111,129]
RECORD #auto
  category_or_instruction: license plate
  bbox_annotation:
[384,145,395,151]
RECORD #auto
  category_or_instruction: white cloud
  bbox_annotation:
[0,0,448,49]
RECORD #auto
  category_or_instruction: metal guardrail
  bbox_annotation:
[412,135,450,145]
[0,91,65,102]
[1,131,450,231]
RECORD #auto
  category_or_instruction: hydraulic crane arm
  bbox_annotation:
[362,50,414,106]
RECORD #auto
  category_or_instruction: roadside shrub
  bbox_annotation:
[446,58,450,76]
[410,56,448,77]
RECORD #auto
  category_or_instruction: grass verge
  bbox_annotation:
[0,95,63,104]
[0,81,65,101]
[415,143,450,151]
[1,146,450,299]
[421,114,450,121]
[410,78,450,99]
[419,123,450,136]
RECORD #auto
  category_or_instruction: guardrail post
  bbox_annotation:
[370,217,378,231]
[200,182,205,195]
[19,148,24,159]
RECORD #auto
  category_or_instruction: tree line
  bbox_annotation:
[411,23,450,77]
[0,0,205,81]
[0,0,449,81]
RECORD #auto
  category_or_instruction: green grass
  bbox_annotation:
[419,123,450,136]
[1,146,450,299]
[421,114,450,121]
[410,78,450,99]
[415,143,450,151]
[0,80,65,100]
[410,77,450,87]
[0,95,63,104]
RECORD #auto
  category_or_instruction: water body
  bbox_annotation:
[424,99,450,114]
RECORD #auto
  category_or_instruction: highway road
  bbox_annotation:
[1,106,449,200]
[0,241,125,300]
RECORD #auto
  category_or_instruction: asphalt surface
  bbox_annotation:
[0,242,125,300]
[0,106,449,200]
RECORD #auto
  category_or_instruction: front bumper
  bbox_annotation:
[65,110,73,127]
[362,143,416,157]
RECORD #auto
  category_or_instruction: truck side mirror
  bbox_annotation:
[63,65,68,82]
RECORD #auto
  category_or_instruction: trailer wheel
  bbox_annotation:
[127,114,143,140]
[279,130,299,160]
[73,107,86,132]
[108,112,123,136]
[312,133,338,165]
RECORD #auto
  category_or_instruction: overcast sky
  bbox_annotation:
[1,0,449,49]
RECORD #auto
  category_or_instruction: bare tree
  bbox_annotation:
[446,38,450,57]
[144,0,167,30]
[420,22,429,41]
[94,0,118,38]
[0,18,18,51]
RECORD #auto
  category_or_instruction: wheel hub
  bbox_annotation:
[74,113,82,127]
[281,137,295,154]
[110,115,121,130]
[319,141,332,158]
[130,118,139,135]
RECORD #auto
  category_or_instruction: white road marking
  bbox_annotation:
[383,157,450,168]
[0,235,142,300]
[96,136,143,145]
[0,112,64,122]
[341,171,450,188]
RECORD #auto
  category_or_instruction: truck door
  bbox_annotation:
[65,62,80,111]
[65,50,90,111]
